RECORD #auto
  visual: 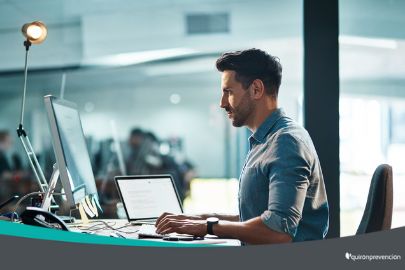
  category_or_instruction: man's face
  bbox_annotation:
[0,135,12,151]
[220,70,254,127]
[129,135,143,150]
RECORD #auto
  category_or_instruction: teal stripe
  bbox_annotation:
[0,220,209,247]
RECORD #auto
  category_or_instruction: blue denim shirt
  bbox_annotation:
[238,108,329,242]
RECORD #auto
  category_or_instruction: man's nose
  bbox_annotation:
[220,95,227,108]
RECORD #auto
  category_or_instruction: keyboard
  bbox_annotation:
[137,224,166,239]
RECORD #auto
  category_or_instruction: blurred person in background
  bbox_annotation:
[0,130,22,179]
[125,128,194,201]
[0,130,28,209]
[126,128,149,175]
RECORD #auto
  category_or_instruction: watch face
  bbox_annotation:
[207,217,219,223]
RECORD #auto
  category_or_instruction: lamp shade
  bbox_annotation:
[21,21,47,44]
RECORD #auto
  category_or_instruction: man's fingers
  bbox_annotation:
[160,224,201,236]
[156,213,187,226]
[160,227,177,235]
[156,216,176,231]
[156,218,178,232]
[156,219,185,234]
[156,212,172,225]
[160,223,190,235]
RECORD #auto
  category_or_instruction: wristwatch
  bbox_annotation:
[206,217,219,235]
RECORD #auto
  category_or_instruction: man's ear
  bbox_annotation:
[251,79,265,99]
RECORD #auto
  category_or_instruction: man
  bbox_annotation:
[155,49,329,244]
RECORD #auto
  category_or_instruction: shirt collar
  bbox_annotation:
[249,108,285,145]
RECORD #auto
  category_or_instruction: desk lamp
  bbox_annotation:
[16,21,53,203]
[15,23,99,219]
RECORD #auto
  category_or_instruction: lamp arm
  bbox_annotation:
[19,40,31,127]
[16,39,51,196]
[17,131,48,192]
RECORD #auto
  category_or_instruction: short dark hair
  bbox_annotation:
[130,128,144,138]
[216,48,282,96]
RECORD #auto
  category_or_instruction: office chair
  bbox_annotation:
[356,164,393,235]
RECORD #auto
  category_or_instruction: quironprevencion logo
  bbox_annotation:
[345,252,401,262]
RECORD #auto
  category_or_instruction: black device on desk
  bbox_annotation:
[0,195,20,220]
[0,195,19,211]
[20,207,69,231]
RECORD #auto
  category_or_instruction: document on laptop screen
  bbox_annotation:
[117,177,182,220]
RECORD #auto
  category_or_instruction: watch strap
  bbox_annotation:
[206,218,219,235]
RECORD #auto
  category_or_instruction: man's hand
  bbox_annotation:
[154,213,292,244]
[155,212,202,225]
[155,212,206,236]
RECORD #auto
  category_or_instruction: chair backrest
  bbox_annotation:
[356,164,393,235]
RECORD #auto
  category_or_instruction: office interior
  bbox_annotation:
[0,0,404,238]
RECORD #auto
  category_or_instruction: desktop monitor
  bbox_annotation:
[44,95,99,209]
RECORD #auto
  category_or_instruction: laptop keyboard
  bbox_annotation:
[137,224,166,239]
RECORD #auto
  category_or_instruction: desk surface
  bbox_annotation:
[69,219,241,246]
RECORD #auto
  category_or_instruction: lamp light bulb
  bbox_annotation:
[27,25,43,39]
[21,21,47,44]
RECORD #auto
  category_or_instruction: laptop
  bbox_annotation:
[114,174,183,224]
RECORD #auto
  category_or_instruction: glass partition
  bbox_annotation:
[339,0,405,235]
[0,0,303,215]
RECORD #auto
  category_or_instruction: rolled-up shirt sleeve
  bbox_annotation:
[260,132,312,238]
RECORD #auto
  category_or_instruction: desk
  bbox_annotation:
[68,219,241,246]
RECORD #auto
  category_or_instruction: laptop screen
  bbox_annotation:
[115,175,183,221]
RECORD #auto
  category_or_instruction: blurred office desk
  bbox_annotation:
[68,219,241,246]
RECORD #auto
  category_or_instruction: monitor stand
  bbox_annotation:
[41,164,99,224]
[41,164,60,211]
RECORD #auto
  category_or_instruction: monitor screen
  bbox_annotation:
[45,95,98,208]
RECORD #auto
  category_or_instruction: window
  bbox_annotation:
[339,0,405,236]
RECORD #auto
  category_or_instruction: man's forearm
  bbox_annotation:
[211,216,292,245]
[198,213,239,222]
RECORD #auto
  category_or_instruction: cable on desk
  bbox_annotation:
[74,220,117,231]
[72,220,139,234]
[11,191,66,222]
[11,191,43,222]
[110,222,140,234]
